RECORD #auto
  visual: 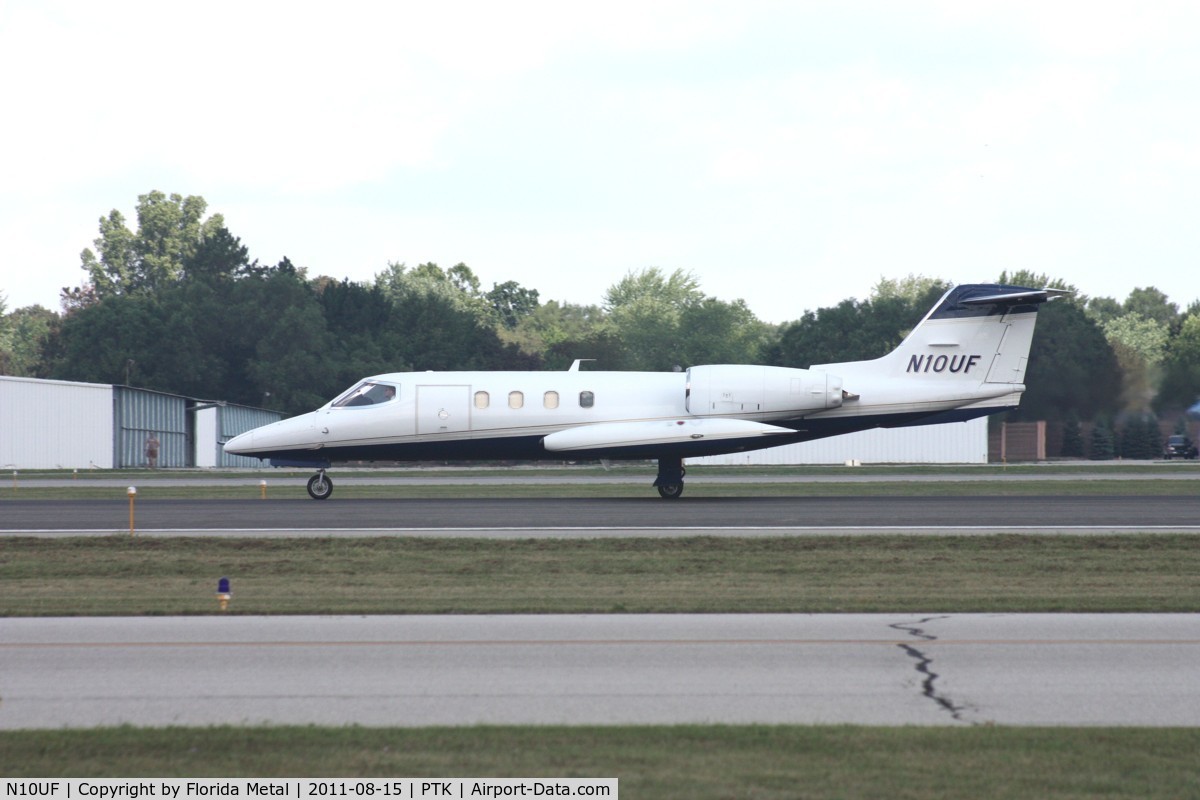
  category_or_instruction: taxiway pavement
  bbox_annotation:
[3,614,1198,728]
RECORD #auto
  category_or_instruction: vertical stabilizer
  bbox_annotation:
[899,284,1066,385]
[812,284,1068,396]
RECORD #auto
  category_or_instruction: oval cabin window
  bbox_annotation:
[544,391,560,409]
[474,391,490,409]
[579,390,595,408]
[508,391,524,409]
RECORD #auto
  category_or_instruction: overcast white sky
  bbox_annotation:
[2,1,1198,323]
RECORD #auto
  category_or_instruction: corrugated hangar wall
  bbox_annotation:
[689,417,989,465]
[1,376,281,469]
[0,376,115,469]
[114,386,190,468]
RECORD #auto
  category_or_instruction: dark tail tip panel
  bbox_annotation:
[928,284,1070,321]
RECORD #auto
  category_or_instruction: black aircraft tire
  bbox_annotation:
[307,473,334,500]
[657,483,684,499]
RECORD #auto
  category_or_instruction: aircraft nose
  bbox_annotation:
[223,429,254,455]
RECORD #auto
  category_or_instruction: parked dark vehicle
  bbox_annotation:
[1163,434,1199,460]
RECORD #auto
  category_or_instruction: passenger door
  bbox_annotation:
[416,385,471,435]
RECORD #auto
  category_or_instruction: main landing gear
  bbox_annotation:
[654,456,685,499]
[307,469,334,500]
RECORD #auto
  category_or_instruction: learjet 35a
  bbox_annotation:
[223,283,1065,499]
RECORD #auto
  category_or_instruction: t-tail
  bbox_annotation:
[812,284,1070,422]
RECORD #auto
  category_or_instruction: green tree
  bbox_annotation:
[604,267,702,310]
[183,225,251,284]
[191,259,342,412]
[486,280,541,330]
[545,328,624,371]
[388,285,517,371]
[1145,413,1165,458]
[767,280,947,368]
[77,210,136,299]
[1089,417,1116,460]
[239,271,338,412]
[51,252,341,414]
[1103,314,1169,412]
[0,292,12,372]
[1090,288,1180,415]
[512,301,605,348]
[375,262,490,318]
[75,191,225,301]
[1086,296,1123,326]
[603,268,769,370]
[1012,300,1121,422]
[1118,414,1156,459]
[1108,340,1152,413]
[1156,314,1200,414]
[1059,412,1084,458]
[1123,286,1179,329]
[508,300,619,369]
[2,304,58,377]
[1103,314,1169,365]
[871,274,949,305]
[374,263,535,372]
[677,297,771,367]
[49,293,165,387]
[446,263,482,295]
[602,268,701,370]
[315,277,398,386]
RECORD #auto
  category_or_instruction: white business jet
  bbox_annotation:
[223,283,1065,499]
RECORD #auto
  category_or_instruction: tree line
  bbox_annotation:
[3,191,1200,447]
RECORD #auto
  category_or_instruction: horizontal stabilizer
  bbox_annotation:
[543,418,794,452]
[960,288,1072,306]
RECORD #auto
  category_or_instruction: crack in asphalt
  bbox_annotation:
[890,615,972,723]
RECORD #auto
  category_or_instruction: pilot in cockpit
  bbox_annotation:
[337,382,396,407]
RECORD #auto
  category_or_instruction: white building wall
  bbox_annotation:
[0,376,115,469]
[689,417,988,466]
[195,406,219,468]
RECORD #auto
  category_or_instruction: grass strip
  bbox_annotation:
[3,535,1198,615]
[3,725,1199,799]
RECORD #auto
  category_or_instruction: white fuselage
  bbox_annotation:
[225,366,843,461]
[223,284,1061,469]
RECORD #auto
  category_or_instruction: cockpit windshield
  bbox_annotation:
[331,381,398,408]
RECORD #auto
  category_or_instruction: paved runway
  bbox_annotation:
[3,614,1198,728]
[4,494,1200,536]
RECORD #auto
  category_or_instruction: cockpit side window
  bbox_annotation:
[331,381,399,408]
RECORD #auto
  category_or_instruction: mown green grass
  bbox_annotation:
[3,725,1199,799]
[3,534,1198,615]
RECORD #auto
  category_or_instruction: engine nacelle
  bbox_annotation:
[686,365,842,416]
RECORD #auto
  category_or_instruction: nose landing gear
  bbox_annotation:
[307,469,334,500]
